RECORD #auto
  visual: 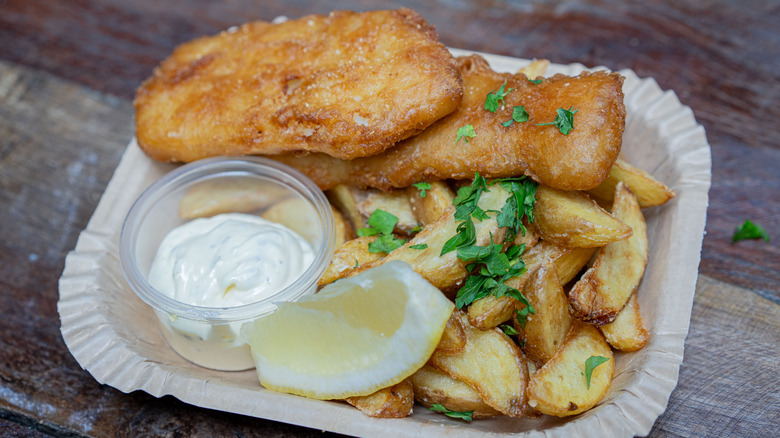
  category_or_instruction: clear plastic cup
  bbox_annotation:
[119,157,335,371]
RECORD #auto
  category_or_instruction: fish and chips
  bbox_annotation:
[136,7,676,425]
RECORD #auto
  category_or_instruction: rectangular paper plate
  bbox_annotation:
[58,49,711,437]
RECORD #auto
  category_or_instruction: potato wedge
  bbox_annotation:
[569,182,648,325]
[326,184,365,230]
[436,311,467,355]
[586,158,676,208]
[518,59,550,79]
[411,365,501,419]
[527,321,614,417]
[356,188,419,234]
[429,311,528,417]
[533,185,632,248]
[179,177,288,219]
[352,185,510,291]
[345,379,414,418]
[600,292,649,352]
[515,265,573,365]
[468,241,596,330]
[318,236,383,287]
[406,181,455,226]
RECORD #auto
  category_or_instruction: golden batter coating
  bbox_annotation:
[134,9,463,161]
[272,55,626,191]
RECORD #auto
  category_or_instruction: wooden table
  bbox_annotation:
[1,1,777,436]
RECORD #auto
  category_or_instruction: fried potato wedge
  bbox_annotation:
[515,265,573,365]
[406,181,455,226]
[326,185,365,230]
[345,379,414,418]
[318,236,382,287]
[600,293,649,352]
[261,198,347,246]
[179,177,288,219]
[518,59,550,80]
[587,158,676,208]
[356,188,419,234]
[411,365,501,419]
[527,321,614,416]
[436,311,467,355]
[569,182,648,325]
[468,241,595,329]
[533,185,632,248]
[429,311,528,417]
[512,221,540,249]
[353,185,510,291]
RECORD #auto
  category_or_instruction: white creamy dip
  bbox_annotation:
[148,213,315,308]
[146,212,316,371]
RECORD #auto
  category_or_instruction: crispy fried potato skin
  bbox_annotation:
[273,55,625,191]
[135,9,462,161]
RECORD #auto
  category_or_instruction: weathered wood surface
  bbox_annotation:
[0,0,778,436]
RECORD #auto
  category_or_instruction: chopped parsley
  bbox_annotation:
[514,305,535,328]
[528,77,543,84]
[356,210,406,253]
[732,219,770,242]
[429,404,473,422]
[500,324,519,336]
[502,105,530,127]
[536,106,578,135]
[412,182,432,197]
[410,243,428,250]
[484,80,514,113]
[455,124,476,144]
[584,356,610,389]
[495,177,537,242]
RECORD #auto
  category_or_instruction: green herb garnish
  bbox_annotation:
[732,219,770,242]
[502,105,530,127]
[357,210,406,253]
[455,124,476,144]
[409,244,428,250]
[528,78,543,84]
[495,177,537,242]
[584,356,610,389]
[536,106,578,135]
[485,80,514,113]
[500,324,519,336]
[429,404,473,422]
[412,182,432,198]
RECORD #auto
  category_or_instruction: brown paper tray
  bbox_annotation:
[58,50,711,437]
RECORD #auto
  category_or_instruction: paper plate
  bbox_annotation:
[59,49,711,437]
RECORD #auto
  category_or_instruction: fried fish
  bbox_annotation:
[134,9,463,161]
[272,55,626,191]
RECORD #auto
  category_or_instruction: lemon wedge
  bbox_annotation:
[241,261,454,400]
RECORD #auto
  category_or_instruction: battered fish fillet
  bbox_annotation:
[272,55,626,191]
[134,9,462,161]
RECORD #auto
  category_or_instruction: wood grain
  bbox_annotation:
[0,0,778,436]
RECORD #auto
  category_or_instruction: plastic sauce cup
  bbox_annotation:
[120,157,335,371]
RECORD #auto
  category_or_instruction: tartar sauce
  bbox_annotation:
[148,213,315,308]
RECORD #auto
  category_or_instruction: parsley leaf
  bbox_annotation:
[409,243,428,250]
[500,324,519,336]
[429,404,473,422]
[357,210,406,254]
[455,124,476,144]
[732,219,770,242]
[584,356,610,389]
[412,182,431,198]
[515,305,535,328]
[496,177,538,242]
[441,218,476,256]
[528,77,543,84]
[536,106,578,135]
[368,234,406,253]
[484,80,514,113]
[357,209,398,236]
[502,105,530,127]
